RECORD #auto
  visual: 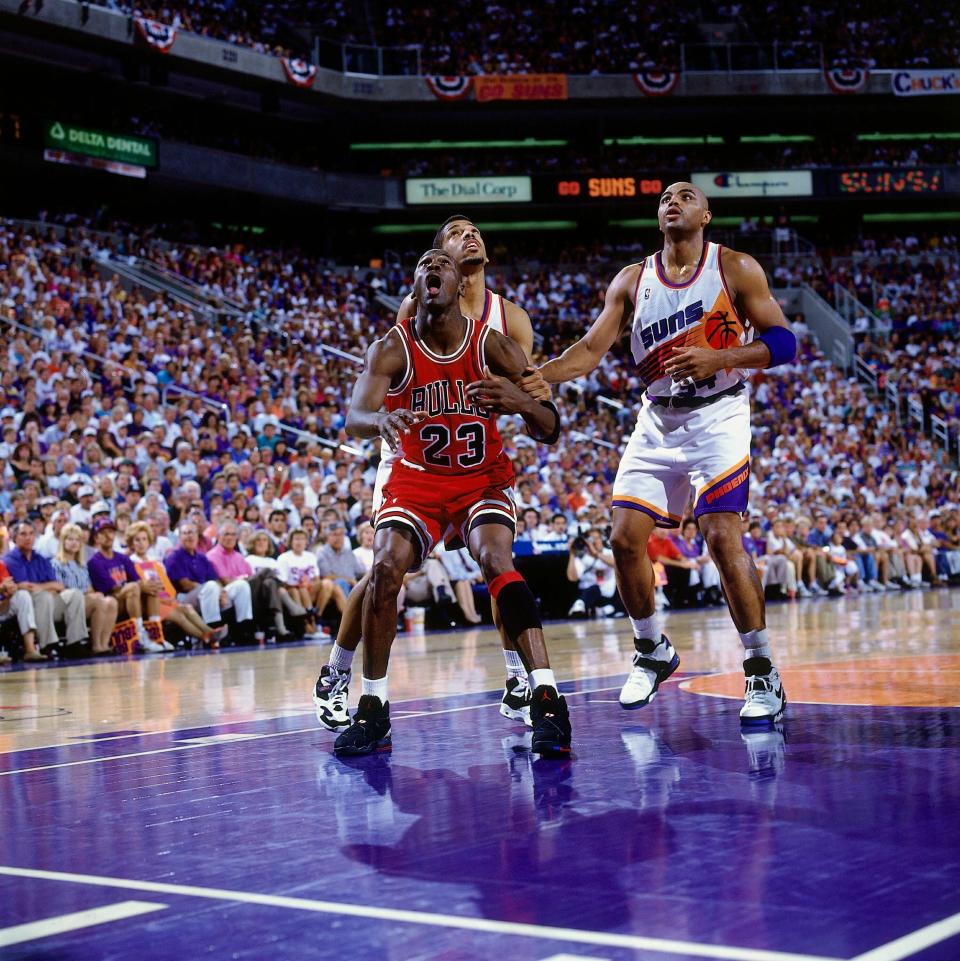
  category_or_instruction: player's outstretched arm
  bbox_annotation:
[467,331,560,444]
[665,250,796,382]
[538,263,640,384]
[345,331,423,451]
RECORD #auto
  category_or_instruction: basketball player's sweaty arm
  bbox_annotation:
[664,249,794,381]
[466,331,560,444]
[344,330,423,452]
[537,263,642,383]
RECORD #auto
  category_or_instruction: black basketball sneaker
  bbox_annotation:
[529,685,571,758]
[333,694,392,756]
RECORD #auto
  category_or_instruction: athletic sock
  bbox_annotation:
[328,642,355,673]
[502,648,526,678]
[529,668,557,691]
[135,617,147,638]
[362,675,388,702]
[629,614,660,644]
[739,628,772,676]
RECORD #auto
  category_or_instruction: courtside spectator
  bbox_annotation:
[53,523,118,656]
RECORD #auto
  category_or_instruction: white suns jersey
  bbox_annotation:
[377,288,507,465]
[630,242,752,399]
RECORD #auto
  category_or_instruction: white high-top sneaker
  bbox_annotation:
[313,665,352,731]
[619,634,680,709]
[740,665,786,725]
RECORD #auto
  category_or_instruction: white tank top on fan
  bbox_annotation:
[630,242,751,400]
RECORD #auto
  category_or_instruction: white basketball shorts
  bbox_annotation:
[612,389,751,528]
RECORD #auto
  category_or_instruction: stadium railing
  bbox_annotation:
[833,283,890,337]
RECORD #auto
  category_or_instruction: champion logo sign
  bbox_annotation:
[633,71,680,96]
[134,17,177,54]
[425,76,473,101]
[824,67,869,95]
[281,58,318,88]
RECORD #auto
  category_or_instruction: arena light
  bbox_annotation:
[863,211,960,222]
[741,134,815,143]
[858,132,960,141]
[603,136,724,146]
[351,138,568,151]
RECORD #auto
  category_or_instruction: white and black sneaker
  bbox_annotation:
[313,665,352,731]
[619,634,680,709]
[500,675,533,727]
[740,662,786,725]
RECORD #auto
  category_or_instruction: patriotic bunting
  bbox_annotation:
[632,71,679,96]
[425,76,473,101]
[134,17,177,54]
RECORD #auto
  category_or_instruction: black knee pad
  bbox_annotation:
[492,577,542,642]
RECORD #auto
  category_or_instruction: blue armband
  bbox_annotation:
[757,326,796,368]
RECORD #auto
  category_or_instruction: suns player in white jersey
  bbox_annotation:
[313,215,544,732]
[536,182,796,726]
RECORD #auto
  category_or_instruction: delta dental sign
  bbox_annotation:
[406,176,532,205]
[44,121,158,168]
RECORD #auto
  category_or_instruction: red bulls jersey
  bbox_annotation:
[385,315,514,484]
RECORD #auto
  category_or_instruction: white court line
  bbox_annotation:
[850,912,960,961]
[540,954,611,961]
[0,684,624,777]
[0,865,839,961]
[0,900,166,947]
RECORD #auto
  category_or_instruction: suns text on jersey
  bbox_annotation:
[640,299,704,349]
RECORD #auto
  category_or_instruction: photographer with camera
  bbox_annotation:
[566,527,622,617]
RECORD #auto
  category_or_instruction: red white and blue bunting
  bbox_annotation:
[281,58,318,88]
[824,67,869,94]
[134,17,177,54]
[632,70,679,96]
[425,76,473,101]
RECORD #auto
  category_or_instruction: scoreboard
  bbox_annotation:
[833,167,943,195]
[536,174,668,202]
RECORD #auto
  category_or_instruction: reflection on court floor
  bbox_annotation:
[1,590,959,961]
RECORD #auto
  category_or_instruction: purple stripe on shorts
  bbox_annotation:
[612,499,680,528]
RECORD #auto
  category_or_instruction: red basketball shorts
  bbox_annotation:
[375,461,516,567]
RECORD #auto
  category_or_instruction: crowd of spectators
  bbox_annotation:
[84,0,959,73]
[389,139,958,180]
[1,213,959,664]
[773,230,960,435]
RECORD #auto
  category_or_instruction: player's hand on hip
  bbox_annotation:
[518,366,552,402]
[665,346,725,382]
[467,366,534,415]
[377,409,424,452]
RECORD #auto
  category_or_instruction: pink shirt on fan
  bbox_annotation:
[206,545,253,580]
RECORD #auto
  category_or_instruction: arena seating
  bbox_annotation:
[86,0,959,73]
[1,214,958,661]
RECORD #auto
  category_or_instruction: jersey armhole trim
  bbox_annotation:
[631,261,647,311]
[717,245,748,330]
[477,322,492,374]
[386,325,414,396]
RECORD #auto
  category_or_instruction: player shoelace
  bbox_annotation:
[744,675,774,701]
[324,667,351,696]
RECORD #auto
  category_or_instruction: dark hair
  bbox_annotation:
[433,214,473,248]
[269,509,287,522]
